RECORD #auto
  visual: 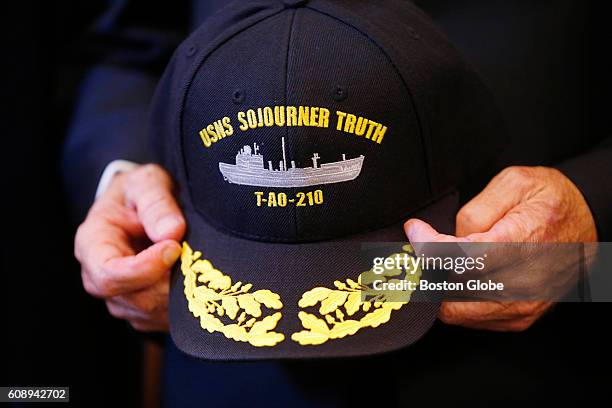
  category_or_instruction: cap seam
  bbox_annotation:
[175,6,287,228]
[304,4,433,197]
[284,9,299,238]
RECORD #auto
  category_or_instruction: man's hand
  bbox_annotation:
[405,166,597,331]
[75,164,185,332]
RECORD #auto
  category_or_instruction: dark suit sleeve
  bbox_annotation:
[415,0,610,242]
[61,1,188,221]
[556,137,612,241]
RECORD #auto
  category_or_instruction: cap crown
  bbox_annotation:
[151,0,502,242]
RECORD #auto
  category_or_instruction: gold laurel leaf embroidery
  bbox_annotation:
[250,312,283,335]
[344,292,361,316]
[221,297,240,320]
[193,286,219,302]
[192,259,214,275]
[249,332,286,347]
[333,280,348,290]
[209,275,232,290]
[346,279,360,289]
[188,297,208,318]
[181,242,284,347]
[291,331,330,345]
[237,312,246,324]
[237,294,262,318]
[253,290,283,309]
[297,311,330,334]
[200,313,224,333]
[184,242,419,348]
[184,269,197,299]
[298,287,333,308]
[292,246,421,346]
[360,307,393,329]
[221,324,248,342]
[358,270,378,286]
[381,301,405,311]
[289,312,332,345]
[319,291,349,315]
[329,320,361,339]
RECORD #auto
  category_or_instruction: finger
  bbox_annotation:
[403,219,463,242]
[403,219,530,282]
[129,319,169,333]
[124,164,186,242]
[107,301,168,332]
[111,276,169,315]
[75,205,142,266]
[77,217,142,296]
[404,217,520,246]
[89,240,180,298]
[439,301,511,325]
[403,219,469,270]
[87,174,145,237]
[456,166,536,237]
[107,299,153,322]
[449,313,540,332]
[465,212,532,243]
[107,297,168,323]
[447,209,547,276]
[439,301,550,328]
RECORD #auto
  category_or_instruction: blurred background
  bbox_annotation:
[2,1,610,406]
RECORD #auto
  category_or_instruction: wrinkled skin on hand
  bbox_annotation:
[75,164,185,332]
[405,166,597,331]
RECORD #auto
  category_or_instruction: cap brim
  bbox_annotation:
[169,190,458,361]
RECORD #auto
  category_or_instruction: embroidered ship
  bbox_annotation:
[219,137,364,188]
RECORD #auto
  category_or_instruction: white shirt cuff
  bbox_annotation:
[95,160,139,199]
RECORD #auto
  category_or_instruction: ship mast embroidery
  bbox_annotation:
[218,137,364,188]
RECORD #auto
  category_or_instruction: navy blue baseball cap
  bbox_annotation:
[150,0,502,360]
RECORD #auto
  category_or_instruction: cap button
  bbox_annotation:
[282,0,308,8]
[186,44,197,57]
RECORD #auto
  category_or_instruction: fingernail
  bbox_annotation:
[403,219,414,233]
[157,216,181,238]
[162,244,181,266]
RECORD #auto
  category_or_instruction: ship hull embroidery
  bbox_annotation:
[218,137,364,188]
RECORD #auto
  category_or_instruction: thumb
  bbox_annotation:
[94,240,181,297]
[404,219,464,253]
[124,165,186,242]
[456,166,532,236]
[404,219,440,243]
